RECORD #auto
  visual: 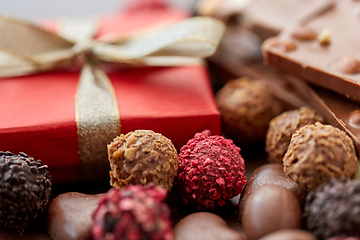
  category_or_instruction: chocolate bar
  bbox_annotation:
[209,46,360,155]
[263,0,360,103]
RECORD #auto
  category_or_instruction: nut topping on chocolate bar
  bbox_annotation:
[285,25,318,41]
[333,57,360,74]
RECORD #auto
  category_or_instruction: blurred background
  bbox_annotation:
[0,0,198,20]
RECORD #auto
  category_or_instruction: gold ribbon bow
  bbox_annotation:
[0,14,226,180]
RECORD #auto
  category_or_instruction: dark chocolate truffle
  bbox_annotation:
[242,185,302,240]
[92,183,172,240]
[108,130,178,191]
[216,77,284,146]
[174,212,245,240]
[238,163,307,219]
[266,107,324,163]
[258,229,316,240]
[0,151,52,232]
[283,123,358,190]
[305,179,360,240]
[177,130,246,210]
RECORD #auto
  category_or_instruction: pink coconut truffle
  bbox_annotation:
[177,130,246,210]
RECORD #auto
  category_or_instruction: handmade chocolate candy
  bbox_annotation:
[263,0,360,103]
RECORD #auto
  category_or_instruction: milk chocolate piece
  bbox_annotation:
[258,229,316,240]
[238,163,307,219]
[284,123,358,190]
[216,77,285,146]
[108,130,178,191]
[263,0,360,103]
[242,185,302,240]
[266,107,324,163]
[174,212,245,240]
[47,192,102,240]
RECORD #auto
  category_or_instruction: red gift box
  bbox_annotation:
[0,8,221,183]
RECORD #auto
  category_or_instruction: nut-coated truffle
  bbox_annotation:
[216,77,284,146]
[305,179,360,240]
[0,151,52,231]
[108,130,178,191]
[266,107,324,163]
[92,183,172,240]
[177,130,246,210]
[283,123,358,190]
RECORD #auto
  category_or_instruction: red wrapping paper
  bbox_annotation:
[0,8,221,183]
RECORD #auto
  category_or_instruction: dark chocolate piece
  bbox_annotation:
[0,151,52,232]
[305,179,360,239]
[174,212,245,240]
[257,229,316,240]
[263,0,360,103]
[238,163,307,219]
[46,192,102,240]
[242,185,302,240]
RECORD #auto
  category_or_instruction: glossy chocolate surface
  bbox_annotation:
[46,192,102,240]
[258,229,317,240]
[242,185,302,240]
[174,212,245,240]
[238,163,307,219]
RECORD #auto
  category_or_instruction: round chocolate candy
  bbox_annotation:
[258,229,316,240]
[177,130,246,210]
[265,106,324,164]
[108,130,178,191]
[216,77,284,146]
[47,192,102,240]
[242,185,302,240]
[284,123,358,190]
[174,212,245,240]
[305,179,360,239]
[238,163,307,219]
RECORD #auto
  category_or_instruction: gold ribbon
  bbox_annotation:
[0,14,225,180]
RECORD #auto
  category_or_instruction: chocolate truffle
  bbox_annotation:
[92,183,172,240]
[266,107,324,163]
[216,77,284,146]
[242,185,302,240]
[0,151,52,232]
[108,130,178,191]
[283,123,358,190]
[238,163,307,219]
[177,130,246,210]
[305,179,360,240]
[258,229,316,240]
[174,212,245,240]
[47,192,102,240]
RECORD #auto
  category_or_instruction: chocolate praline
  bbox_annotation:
[284,123,358,190]
[242,185,302,240]
[108,130,178,191]
[266,106,324,163]
[238,163,307,219]
[258,229,316,240]
[305,179,360,239]
[174,212,245,240]
[216,77,284,146]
